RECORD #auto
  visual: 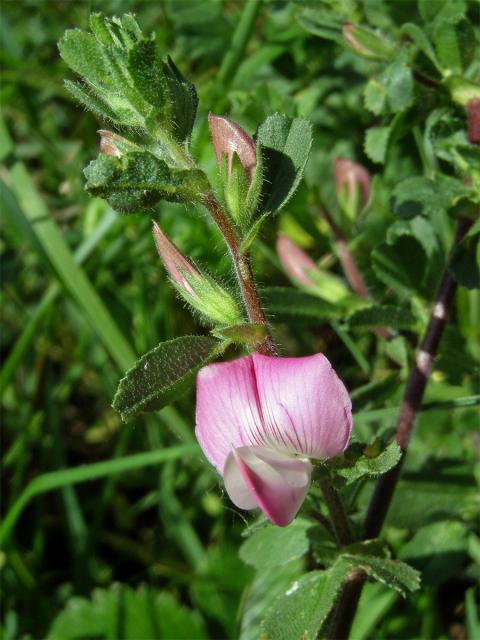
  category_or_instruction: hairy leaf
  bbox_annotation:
[112,335,219,421]
[347,304,416,330]
[240,519,313,570]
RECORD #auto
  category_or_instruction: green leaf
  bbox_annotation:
[378,49,414,114]
[163,56,199,144]
[112,335,219,421]
[347,304,416,330]
[401,23,440,69]
[296,8,344,43]
[433,19,476,73]
[341,541,420,596]
[364,79,387,116]
[332,441,402,485]
[255,113,312,214]
[449,221,480,289]
[260,561,352,640]
[372,236,427,299]
[262,287,342,322]
[47,584,207,640]
[399,521,469,586]
[390,175,470,219]
[364,125,390,164]
[239,519,313,570]
[240,560,304,640]
[84,151,209,212]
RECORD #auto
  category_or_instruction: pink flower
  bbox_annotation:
[276,234,321,288]
[195,353,353,526]
[208,114,257,180]
[334,158,371,208]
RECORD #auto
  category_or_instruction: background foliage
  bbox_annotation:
[1,1,479,638]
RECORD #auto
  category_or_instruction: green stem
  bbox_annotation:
[318,472,353,547]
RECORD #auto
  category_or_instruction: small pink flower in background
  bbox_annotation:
[276,234,321,288]
[196,353,353,526]
[152,221,200,297]
[208,114,257,180]
[334,158,371,208]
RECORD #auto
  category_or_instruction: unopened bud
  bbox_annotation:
[334,158,371,210]
[208,114,257,180]
[343,22,393,61]
[276,234,321,288]
[152,221,200,296]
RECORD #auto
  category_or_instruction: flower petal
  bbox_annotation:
[223,446,312,526]
[251,353,353,459]
[195,357,266,472]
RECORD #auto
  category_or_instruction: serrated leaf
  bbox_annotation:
[47,584,207,640]
[260,561,352,640]
[163,56,198,144]
[334,441,402,484]
[240,519,313,570]
[365,126,390,163]
[341,541,420,596]
[364,79,387,115]
[59,29,112,93]
[255,113,312,214]
[347,304,416,330]
[84,151,209,212]
[262,287,342,322]
[112,335,219,421]
[128,38,168,111]
[390,175,470,219]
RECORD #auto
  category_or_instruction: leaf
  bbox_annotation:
[433,19,476,73]
[382,50,414,113]
[347,304,416,330]
[239,519,313,570]
[262,287,343,322]
[449,221,480,289]
[240,560,304,640]
[255,113,312,214]
[372,236,427,299]
[399,521,469,586]
[112,335,219,421]
[84,152,209,212]
[332,441,402,485]
[364,126,390,164]
[390,175,471,219]
[47,584,208,640]
[341,541,420,596]
[296,8,344,43]
[364,79,387,116]
[401,23,440,68]
[163,56,199,144]
[260,561,352,640]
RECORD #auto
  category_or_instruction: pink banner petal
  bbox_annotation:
[224,446,312,526]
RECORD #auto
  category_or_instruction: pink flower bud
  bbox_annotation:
[196,353,353,526]
[334,158,371,208]
[152,221,200,296]
[208,114,257,180]
[276,234,320,288]
[97,130,122,157]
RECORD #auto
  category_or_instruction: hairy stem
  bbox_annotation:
[326,216,472,640]
[318,472,353,547]
[202,192,277,356]
[321,206,392,340]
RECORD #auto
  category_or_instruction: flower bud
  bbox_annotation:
[208,114,257,180]
[276,234,320,288]
[343,22,393,61]
[334,158,371,215]
[152,221,242,326]
[152,221,201,296]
